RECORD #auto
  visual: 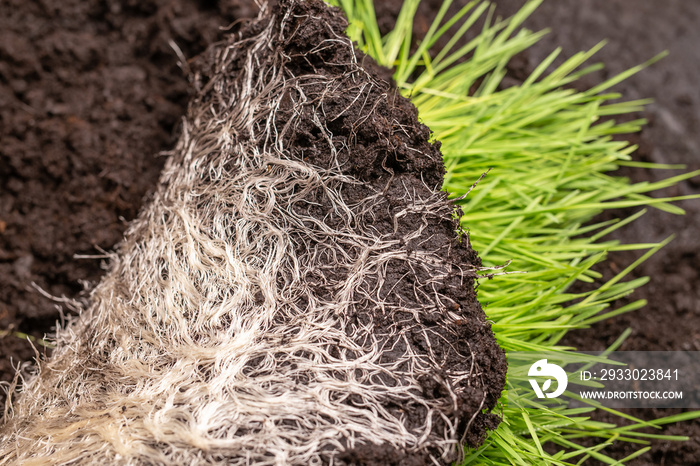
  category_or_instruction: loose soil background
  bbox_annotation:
[1,0,698,464]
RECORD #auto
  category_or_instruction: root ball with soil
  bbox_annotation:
[0,1,506,464]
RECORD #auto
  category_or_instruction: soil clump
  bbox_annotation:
[1,1,505,464]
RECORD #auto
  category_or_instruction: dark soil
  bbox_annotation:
[1,0,698,464]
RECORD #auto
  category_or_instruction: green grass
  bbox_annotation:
[0,327,53,348]
[329,0,700,463]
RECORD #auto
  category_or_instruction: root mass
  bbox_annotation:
[0,1,506,464]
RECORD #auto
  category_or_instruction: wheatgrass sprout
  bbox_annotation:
[329,0,700,464]
[0,1,507,465]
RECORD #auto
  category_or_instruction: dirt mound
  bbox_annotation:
[1,1,504,464]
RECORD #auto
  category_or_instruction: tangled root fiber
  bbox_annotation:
[0,1,506,464]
